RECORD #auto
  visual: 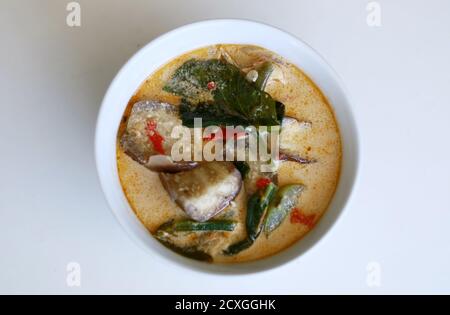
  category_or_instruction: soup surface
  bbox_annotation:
[117,44,341,263]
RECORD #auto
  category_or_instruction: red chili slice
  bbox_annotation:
[256,177,272,190]
[207,81,216,90]
[145,120,165,155]
[290,208,316,228]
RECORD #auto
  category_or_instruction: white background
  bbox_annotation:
[1,0,449,294]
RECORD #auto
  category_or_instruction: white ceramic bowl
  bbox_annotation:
[95,19,359,274]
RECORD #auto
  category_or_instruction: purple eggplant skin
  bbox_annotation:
[278,152,316,164]
[146,155,198,173]
[120,100,198,173]
[159,162,242,222]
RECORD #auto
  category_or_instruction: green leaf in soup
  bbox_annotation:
[164,59,283,127]
[179,101,248,128]
[163,59,233,103]
[263,184,304,236]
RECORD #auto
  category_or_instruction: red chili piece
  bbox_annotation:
[256,177,272,190]
[145,120,165,155]
[290,208,316,228]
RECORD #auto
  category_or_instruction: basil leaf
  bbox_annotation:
[179,101,248,128]
[165,59,283,127]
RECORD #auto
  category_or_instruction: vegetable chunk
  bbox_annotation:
[120,100,198,172]
[159,162,242,222]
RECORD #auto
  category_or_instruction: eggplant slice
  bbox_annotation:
[120,100,198,172]
[159,162,242,222]
[147,155,198,173]
[279,116,312,153]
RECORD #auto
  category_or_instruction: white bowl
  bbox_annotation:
[95,19,359,274]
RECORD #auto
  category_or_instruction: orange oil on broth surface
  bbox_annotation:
[117,44,342,263]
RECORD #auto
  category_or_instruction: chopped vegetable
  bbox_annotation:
[247,183,277,240]
[164,59,284,127]
[256,177,272,190]
[147,155,198,173]
[278,116,316,164]
[290,208,316,228]
[264,184,304,235]
[120,100,195,173]
[245,70,258,83]
[223,182,277,255]
[222,238,254,256]
[145,120,165,155]
[254,62,274,91]
[157,220,237,234]
[159,162,242,222]
[279,152,315,164]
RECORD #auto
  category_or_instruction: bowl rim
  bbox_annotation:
[95,18,360,275]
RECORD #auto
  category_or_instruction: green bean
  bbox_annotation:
[222,238,254,256]
[223,183,278,256]
[158,220,237,234]
[247,183,277,240]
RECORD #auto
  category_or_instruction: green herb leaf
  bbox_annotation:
[165,59,283,127]
[179,101,248,128]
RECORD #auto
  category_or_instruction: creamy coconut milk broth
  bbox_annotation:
[117,44,341,263]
